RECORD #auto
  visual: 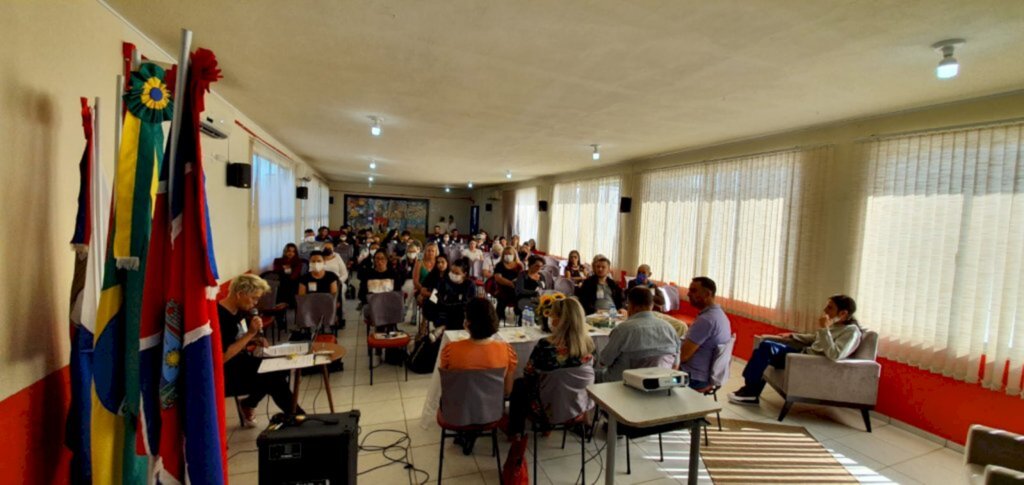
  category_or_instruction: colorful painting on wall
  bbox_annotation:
[343,195,430,240]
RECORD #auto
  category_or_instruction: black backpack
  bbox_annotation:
[406,335,442,374]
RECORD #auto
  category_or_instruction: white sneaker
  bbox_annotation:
[241,407,260,428]
[727,391,760,405]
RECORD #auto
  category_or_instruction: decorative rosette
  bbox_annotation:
[124,62,173,123]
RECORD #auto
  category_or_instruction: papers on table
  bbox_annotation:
[258,342,310,358]
[258,353,315,373]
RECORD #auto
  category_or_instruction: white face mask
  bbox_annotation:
[504,255,515,263]
[407,252,419,260]
[311,262,325,272]
[449,273,464,284]
[304,235,315,242]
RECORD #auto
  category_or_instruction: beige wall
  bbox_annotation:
[329,182,475,239]
[493,90,1024,283]
[0,1,321,401]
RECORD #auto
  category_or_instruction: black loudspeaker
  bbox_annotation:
[329,196,335,205]
[296,186,309,199]
[538,200,548,212]
[485,203,492,212]
[619,197,632,213]
[226,163,251,188]
[258,411,359,485]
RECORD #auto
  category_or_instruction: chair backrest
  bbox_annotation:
[708,334,737,387]
[258,279,280,310]
[554,277,575,295]
[439,367,506,426]
[448,245,462,262]
[295,293,336,329]
[851,330,879,360]
[660,285,680,312]
[367,291,405,328]
[470,259,485,279]
[260,271,280,282]
[541,264,560,277]
[540,271,555,290]
[337,243,354,262]
[626,351,676,370]
[543,255,560,268]
[537,363,595,424]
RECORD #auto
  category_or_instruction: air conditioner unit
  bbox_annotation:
[200,114,231,139]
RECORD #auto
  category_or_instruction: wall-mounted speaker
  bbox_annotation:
[485,203,492,212]
[329,196,335,205]
[226,163,251,188]
[619,197,632,213]
[538,200,548,212]
[296,186,309,199]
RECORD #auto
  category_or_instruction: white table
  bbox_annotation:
[418,326,611,429]
[587,382,720,485]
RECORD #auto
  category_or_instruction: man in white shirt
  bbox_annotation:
[446,214,457,233]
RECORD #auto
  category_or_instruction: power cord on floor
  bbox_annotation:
[356,426,430,485]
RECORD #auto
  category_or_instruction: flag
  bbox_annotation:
[92,62,173,485]
[67,97,110,484]
[138,48,226,484]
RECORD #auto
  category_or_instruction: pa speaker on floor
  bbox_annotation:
[258,411,359,485]
[620,196,632,213]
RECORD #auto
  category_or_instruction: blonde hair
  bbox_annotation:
[549,297,595,359]
[229,274,270,296]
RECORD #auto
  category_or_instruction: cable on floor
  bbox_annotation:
[356,427,430,485]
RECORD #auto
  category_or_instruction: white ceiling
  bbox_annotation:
[105,0,1024,187]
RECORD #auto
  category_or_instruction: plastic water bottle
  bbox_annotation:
[523,306,535,327]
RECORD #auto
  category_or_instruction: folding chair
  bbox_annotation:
[659,284,680,312]
[437,367,506,485]
[693,334,736,445]
[295,293,336,336]
[257,279,287,341]
[532,364,595,484]
[554,277,575,296]
[365,291,410,385]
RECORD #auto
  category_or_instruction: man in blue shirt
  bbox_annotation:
[679,276,732,390]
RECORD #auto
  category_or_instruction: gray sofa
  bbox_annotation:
[964,424,1024,484]
[753,330,881,431]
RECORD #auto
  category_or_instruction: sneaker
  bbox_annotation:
[727,388,760,405]
[241,407,260,428]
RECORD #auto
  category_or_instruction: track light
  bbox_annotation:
[467,181,474,189]
[369,160,377,170]
[932,39,965,79]
[591,144,600,161]
[369,116,382,136]
[506,170,513,180]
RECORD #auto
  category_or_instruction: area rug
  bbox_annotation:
[700,419,858,484]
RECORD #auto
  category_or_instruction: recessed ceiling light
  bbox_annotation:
[506,170,513,180]
[444,186,451,193]
[369,160,377,170]
[467,181,474,189]
[369,116,382,136]
[932,39,965,79]
[368,175,375,183]
[591,144,601,161]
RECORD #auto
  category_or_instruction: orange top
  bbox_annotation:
[440,338,518,395]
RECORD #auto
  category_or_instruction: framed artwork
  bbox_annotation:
[343,194,430,240]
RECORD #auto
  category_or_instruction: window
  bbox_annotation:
[856,122,1024,395]
[300,178,330,234]
[513,187,539,241]
[637,147,829,323]
[252,151,296,270]
[549,176,621,262]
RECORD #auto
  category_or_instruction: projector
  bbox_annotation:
[623,367,689,392]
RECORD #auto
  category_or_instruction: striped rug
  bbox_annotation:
[700,419,858,484]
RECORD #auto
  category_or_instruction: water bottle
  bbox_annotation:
[523,306,535,327]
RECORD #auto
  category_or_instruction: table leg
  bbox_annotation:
[291,369,302,414]
[688,420,701,485]
[604,414,617,485]
[321,364,335,413]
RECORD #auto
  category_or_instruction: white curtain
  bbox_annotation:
[856,122,1024,396]
[300,178,330,234]
[549,176,621,262]
[513,187,539,241]
[637,147,831,327]
[253,151,296,271]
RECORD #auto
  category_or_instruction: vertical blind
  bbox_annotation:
[253,151,296,271]
[513,187,539,241]
[637,147,830,326]
[549,176,621,263]
[856,122,1024,396]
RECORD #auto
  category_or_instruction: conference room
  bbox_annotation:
[2,1,1024,484]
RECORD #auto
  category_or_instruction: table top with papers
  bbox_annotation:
[256,341,346,374]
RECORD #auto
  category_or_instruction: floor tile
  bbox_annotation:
[354,396,407,425]
[834,424,943,467]
[887,448,963,484]
[411,443,481,479]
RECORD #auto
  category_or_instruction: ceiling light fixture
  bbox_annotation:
[444,186,451,193]
[369,160,377,170]
[591,144,601,161]
[368,175,375,183]
[932,39,965,79]
[506,170,513,180]
[467,181,474,189]
[369,116,382,136]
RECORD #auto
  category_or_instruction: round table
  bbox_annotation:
[289,341,347,414]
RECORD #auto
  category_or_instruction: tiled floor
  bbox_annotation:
[225,301,965,484]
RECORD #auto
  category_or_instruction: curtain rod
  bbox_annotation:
[856,117,1024,142]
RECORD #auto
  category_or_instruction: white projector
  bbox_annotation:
[623,367,689,392]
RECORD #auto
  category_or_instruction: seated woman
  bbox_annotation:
[412,243,439,299]
[464,238,485,263]
[564,250,587,286]
[577,255,624,315]
[218,275,304,426]
[728,295,862,406]
[507,297,595,438]
[358,250,405,305]
[493,246,523,324]
[424,257,477,330]
[272,243,304,307]
[418,254,449,304]
[514,255,546,315]
[439,298,518,454]
[298,251,340,297]
[517,244,531,263]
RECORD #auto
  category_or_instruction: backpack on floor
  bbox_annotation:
[406,335,441,374]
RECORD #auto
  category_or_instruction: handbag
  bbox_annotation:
[501,434,530,485]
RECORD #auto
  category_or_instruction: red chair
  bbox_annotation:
[364,291,410,385]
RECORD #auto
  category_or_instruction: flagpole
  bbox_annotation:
[114,76,123,161]
[167,28,192,222]
[93,96,100,178]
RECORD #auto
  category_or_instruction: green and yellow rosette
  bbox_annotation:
[124,63,173,123]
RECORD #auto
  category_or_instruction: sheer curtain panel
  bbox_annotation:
[513,187,539,241]
[856,122,1024,396]
[637,147,831,328]
[253,151,296,271]
[549,176,621,262]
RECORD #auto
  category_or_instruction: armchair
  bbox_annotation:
[964,424,1024,484]
[754,330,881,431]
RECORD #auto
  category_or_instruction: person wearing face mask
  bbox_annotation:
[514,255,546,317]
[493,246,524,324]
[299,251,341,297]
[219,275,304,426]
[627,264,657,291]
[729,294,861,406]
[423,257,476,329]
[320,242,349,286]
[358,250,405,305]
[298,228,320,260]
[577,255,624,315]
